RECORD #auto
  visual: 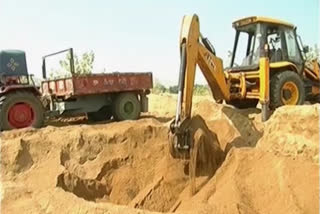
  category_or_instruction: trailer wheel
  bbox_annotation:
[226,99,258,109]
[270,71,305,109]
[113,93,141,121]
[0,91,44,131]
[87,106,112,122]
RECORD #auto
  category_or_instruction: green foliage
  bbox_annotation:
[168,84,210,95]
[60,51,95,75]
[305,44,320,62]
[48,67,65,79]
[49,51,95,79]
[154,81,210,96]
[193,84,210,96]
[153,79,168,94]
[168,85,179,94]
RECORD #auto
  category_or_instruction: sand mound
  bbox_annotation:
[193,99,263,152]
[175,104,319,214]
[257,104,319,162]
[177,148,319,214]
[1,95,319,214]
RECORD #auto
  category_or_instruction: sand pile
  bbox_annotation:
[176,104,319,214]
[257,105,319,162]
[193,99,263,152]
[1,95,319,214]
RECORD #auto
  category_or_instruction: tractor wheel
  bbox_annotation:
[113,93,141,121]
[87,106,112,122]
[226,99,258,109]
[270,71,305,109]
[0,91,44,131]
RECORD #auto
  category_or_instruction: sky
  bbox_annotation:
[0,0,319,86]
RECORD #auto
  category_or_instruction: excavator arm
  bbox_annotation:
[169,14,230,158]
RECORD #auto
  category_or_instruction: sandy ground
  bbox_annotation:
[0,94,319,214]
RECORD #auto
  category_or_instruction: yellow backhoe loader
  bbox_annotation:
[169,14,320,158]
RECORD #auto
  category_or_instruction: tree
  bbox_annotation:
[306,44,320,62]
[49,51,95,78]
[168,85,179,94]
[60,51,95,75]
[152,79,168,94]
[193,84,210,96]
[167,84,210,95]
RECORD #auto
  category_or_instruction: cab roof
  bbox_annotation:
[232,16,294,29]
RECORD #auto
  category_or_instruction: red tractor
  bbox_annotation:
[0,49,153,131]
[0,50,44,130]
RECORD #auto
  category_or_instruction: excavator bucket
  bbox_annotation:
[169,115,225,195]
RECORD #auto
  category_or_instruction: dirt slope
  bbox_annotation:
[1,94,319,214]
[1,119,186,213]
[257,105,319,162]
[176,104,319,214]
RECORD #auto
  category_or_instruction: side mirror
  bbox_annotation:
[303,45,309,53]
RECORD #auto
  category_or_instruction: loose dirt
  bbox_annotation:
[1,94,319,214]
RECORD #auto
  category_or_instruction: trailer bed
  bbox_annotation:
[41,72,153,98]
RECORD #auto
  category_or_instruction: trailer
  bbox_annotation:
[0,48,153,130]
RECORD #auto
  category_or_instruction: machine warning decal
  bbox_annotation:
[7,58,19,71]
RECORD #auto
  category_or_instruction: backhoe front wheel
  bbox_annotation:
[270,71,305,109]
[0,91,44,131]
[113,93,141,121]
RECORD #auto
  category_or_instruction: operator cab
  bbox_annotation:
[228,16,304,72]
[0,50,31,86]
[0,50,28,77]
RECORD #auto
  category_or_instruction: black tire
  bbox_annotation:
[112,93,141,121]
[87,106,112,122]
[226,99,258,109]
[0,91,44,131]
[270,71,305,109]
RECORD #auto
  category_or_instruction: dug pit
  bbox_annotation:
[1,100,318,214]
[1,114,234,213]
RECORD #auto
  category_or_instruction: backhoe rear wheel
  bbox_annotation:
[0,91,44,131]
[270,71,305,109]
[112,93,141,121]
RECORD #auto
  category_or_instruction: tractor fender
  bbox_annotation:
[0,85,41,96]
